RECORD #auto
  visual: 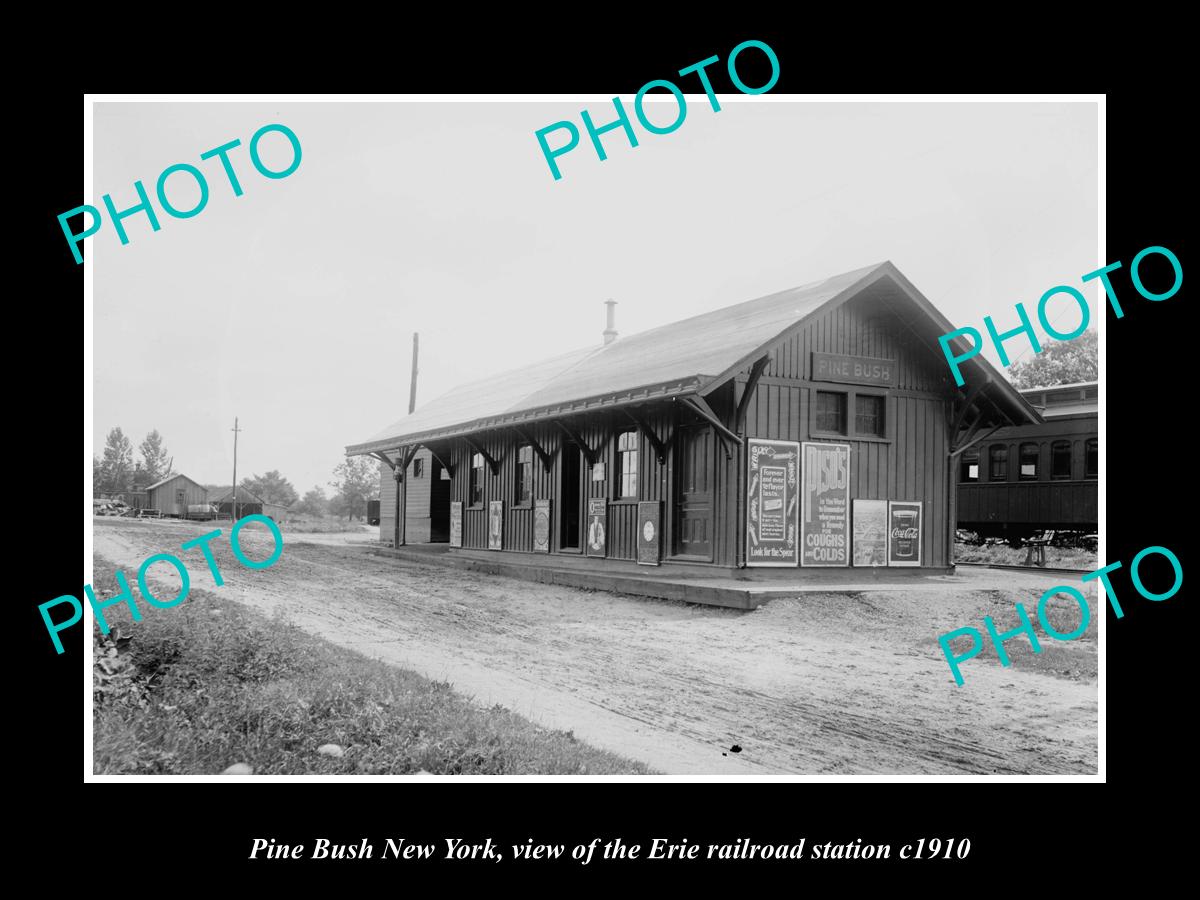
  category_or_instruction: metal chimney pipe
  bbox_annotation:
[603,299,618,345]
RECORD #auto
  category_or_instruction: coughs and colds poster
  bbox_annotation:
[586,497,607,557]
[488,500,504,550]
[449,501,463,548]
[887,500,922,566]
[852,499,888,566]
[800,442,851,567]
[746,438,800,567]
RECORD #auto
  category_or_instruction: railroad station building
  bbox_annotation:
[346,262,1040,578]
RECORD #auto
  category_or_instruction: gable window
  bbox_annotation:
[1085,438,1098,479]
[617,430,638,499]
[989,445,1008,481]
[1019,443,1039,480]
[854,394,885,438]
[960,450,979,483]
[515,445,533,506]
[412,457,424,478]
[815,391,847,435]
[1051,440,1072,480]
[469,452,484,506]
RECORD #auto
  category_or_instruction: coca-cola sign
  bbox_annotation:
[887,501,922,567]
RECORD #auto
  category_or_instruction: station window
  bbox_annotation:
[815,391,847,435]
[411,457,424,478]
[1019,443,1039,480]
[854,394,885,437]
[469,452,484,506]
[989,445,1008,481]
[1051,440,1072,480]
[1085,438,1098,479]
[515,445,533,506]
[960,449,979,483]
[617,430,638,499]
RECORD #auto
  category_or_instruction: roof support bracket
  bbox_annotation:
[950,377,990,448]
[735,355,770,433]
[461,436,499,475]
[369,451,395,470]
[425,445,456,478]
[554,420,597,466]
[681,396,741,459]
[949,423,1004,460]
[512,426,553,472]
[622,407,667,465]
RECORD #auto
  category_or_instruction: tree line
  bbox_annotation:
[92,427,380,519]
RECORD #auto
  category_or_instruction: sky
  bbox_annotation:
[92,99,1098,495]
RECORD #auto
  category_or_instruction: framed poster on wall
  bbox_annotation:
[637,501,661,566]
[488,500,503,550]
[533,499,551,553]
[586,497,607,557]
[800,442,851,567]
[852,499,888,567]
[449,501,463,548]
[887,501,922,566]
[746,438,800,567]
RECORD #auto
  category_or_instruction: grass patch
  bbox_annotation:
[91,557,652,776]
[954,542,1097,570]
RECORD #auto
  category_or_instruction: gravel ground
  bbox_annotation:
[92,518,1098,775]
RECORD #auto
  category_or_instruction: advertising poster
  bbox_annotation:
[746,438,800,567]
[852,499,888,567]
[586,497,607,557]
[449,501,463,548]
[637,501,661,566]
[887,500,922,566]
[532,498,551,553]
[487,500,504,550]
[800,442,851,567]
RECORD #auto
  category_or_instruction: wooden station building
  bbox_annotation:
[346,262,1040,579]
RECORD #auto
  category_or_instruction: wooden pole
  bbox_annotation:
[409,332,419,415]
[230,417,241,522]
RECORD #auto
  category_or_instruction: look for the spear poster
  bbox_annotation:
[746,439,800,566]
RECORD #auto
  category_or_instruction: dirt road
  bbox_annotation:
[93,519,1098,775]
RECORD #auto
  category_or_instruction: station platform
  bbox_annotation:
[367,543,958,610]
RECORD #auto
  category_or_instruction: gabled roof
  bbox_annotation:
[347,262,1039,455]
[145,473,204,492]
[210,484,265,504]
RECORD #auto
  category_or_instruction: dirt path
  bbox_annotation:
[93,519,1098,775]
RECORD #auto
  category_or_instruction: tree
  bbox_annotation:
[139,430,174,483]
[243,470,299,507]
[1008,329,1098,389]
[92,456,102,492]
[329,457,379,521]
[295,486,329,517]
[98,427,134,493]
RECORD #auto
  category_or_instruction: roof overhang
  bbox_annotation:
[345,376,705,456]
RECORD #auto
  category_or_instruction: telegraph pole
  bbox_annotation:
[231,417,242,522]
[409,332,419,414]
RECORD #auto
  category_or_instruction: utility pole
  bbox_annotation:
[231,417,242,522]
[409,332,419,415]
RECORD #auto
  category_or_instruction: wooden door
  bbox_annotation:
[673,423,714,559]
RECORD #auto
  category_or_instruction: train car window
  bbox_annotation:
[814,391,848,435]
[854,394,885,437]
[989,445,1008,481]
[1085,438,1098,479]
[1051,440,1072,479]
[960,450,979,482]
[1019,443,1039,480]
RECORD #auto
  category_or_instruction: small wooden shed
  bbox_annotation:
[145,474,208,517]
